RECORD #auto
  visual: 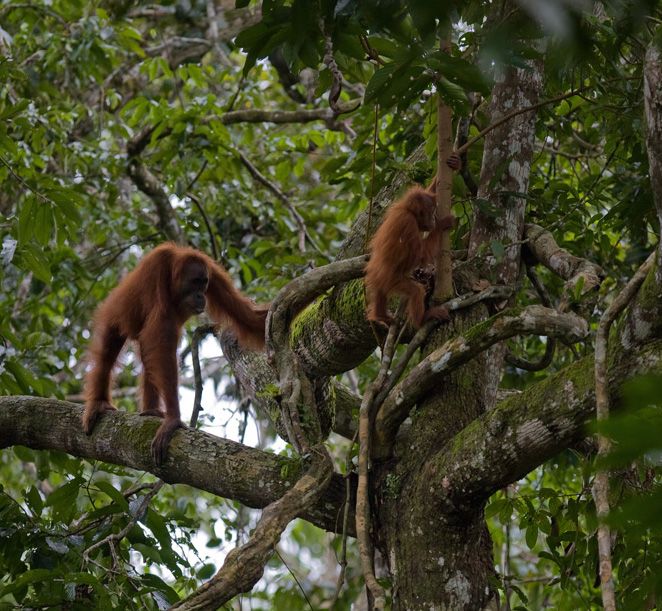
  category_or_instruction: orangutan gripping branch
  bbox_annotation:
[81,243,267,465]
[365,186,454,328]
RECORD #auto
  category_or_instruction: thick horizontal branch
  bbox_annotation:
[267,255,368,351]
[373,306,589,457]
[222,101,360,126]
[0,396,353,534]
[426,339,662,513]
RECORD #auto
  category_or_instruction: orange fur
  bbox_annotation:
[82,243,267,464]
[365,187,453,328]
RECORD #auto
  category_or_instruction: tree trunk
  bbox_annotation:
[374,46,543,611]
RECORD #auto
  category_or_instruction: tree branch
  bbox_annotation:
[425,339,662,514]
[221,103,359,126]
[524,223,603,314]
[0,396,353,534]
[173,446,333,610]
[593,251,655,610]
[126,159,184,243]
[236,149,324,256]
[373,306,589,458]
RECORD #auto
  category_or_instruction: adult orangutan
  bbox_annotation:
[81,243,267,465]
[365,186,454,327]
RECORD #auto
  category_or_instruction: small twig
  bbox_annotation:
[453,83,633,158]
[0,154,56,206]
[593,251,655,611]
[189,326,214,428]
[0,2,67,25]
[275,549,315,611]
[126,158,184,243]
[330,433,357,607]
[359,34,386,66]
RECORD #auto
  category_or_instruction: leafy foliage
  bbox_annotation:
[1,0,661,608]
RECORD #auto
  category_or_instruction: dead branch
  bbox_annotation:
[236,149,324,256]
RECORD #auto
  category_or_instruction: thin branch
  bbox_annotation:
[374,286,514,408]
[172,446,333,610]
[126,159,184,243]
[189,326,215,428]
[355,316,403,610]
[186,192,219,260]
[236,149,324,256]
[0,154,57,206]
[593,251,655,611]
[0,3,66,24]
[432,36,454,302]
[83,481,165,561]
[330,439,357,607]
[454,84,620,157]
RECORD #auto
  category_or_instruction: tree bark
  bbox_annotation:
[373,33,544,610]
[0,396,353,534]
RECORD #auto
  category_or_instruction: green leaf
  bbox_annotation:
[20,247,52,283]
[95,480,130,511]
[139,574,180,604]
[0,98,29,121]
[4,360,35,393]
[18,198,37,244]
[196,563,216,579]
[525,523,538,549]
[25,485,43,516]
[485,497,510,519]
[33,202,54,245]
[45,478,82,522]
[0,569,55,596]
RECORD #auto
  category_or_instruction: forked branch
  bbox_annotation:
[373,306,589,458]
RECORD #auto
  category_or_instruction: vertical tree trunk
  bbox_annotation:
[375,33,544,611]
[467,57,543,406]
